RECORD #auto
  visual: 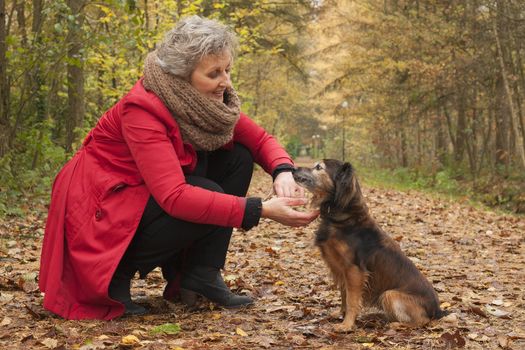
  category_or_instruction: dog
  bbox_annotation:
[293,159,446,332]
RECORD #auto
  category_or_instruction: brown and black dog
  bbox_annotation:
[293,159,446,332]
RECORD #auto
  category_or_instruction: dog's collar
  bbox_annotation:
[322,215,355,225]
[320,206,355,225]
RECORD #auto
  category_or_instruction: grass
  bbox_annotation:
[356,164,524,216]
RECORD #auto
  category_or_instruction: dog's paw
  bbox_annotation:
[333,323,354,333]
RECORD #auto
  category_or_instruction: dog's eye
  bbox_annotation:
[314,164,323,171]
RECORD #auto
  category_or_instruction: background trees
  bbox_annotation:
[308,0,524,211]
[0,0,524,214]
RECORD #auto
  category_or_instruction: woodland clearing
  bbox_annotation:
[0,164,524,350]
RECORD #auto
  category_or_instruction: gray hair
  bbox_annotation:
[156,16,238,80]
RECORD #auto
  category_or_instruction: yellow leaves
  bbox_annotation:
[92,3,116,24]
[440,301,451,309]
[237,27,250,38]
[121,334,140,346]
[204,332,225,341]
[235,327,248,337]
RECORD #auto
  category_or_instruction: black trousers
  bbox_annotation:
[115,143,254,281]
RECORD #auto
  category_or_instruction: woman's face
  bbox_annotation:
[190,51,232,102]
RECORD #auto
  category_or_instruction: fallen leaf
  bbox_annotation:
[236,327,248,337]
[41,338,58,349]
[250,335,276,348]
[121,335,140,346]
[0,292,14,303]
[223,274,238,282]
[265,247,278,257]
[203,332,224,342]
[355,336,375,343]
[441,313,458,324]
[497,335,510,348]
[25,303,44,319]
[468,305,488,318]
[0,317,11,326]
[440,330,466,348]
[485,306,511,319]
[150,323,181,335]
[79,340,107,350]
[478,335,490,342]
[440,302,451,309]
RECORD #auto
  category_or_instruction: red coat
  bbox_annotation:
[39,79,292,320]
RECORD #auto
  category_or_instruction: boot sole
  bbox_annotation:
[180,288,254,309]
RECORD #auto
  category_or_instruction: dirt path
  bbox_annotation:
[0,167,524,349]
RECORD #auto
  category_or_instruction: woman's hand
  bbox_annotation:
[261,197,319,227]
[273,171,304,198]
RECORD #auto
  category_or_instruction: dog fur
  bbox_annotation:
[293,159,445,332]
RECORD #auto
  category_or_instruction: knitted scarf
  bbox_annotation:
[142,51,240,151]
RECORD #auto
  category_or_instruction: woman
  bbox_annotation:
[38,16,318,320]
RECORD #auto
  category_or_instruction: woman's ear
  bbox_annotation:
[333,162,355,209]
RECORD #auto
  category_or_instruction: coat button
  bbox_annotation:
[95,209,102,220]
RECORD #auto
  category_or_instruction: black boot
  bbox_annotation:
[108,268,148,316]
[180,266,253,308]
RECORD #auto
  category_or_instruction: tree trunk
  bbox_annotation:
[454,89,467,163]
[399,114,408,167]
[505,0,525,160]
[476,107,492,177]
[492,3,525,168]
[65,0,86,153]
[144,0,149,31]
[30,0,45,169]
[494,76,510,169]
[435,107,448,167]
[0,0,9,157]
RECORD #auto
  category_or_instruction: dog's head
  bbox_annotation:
[293,159,364,218]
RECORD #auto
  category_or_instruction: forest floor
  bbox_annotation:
[0,159,524,350]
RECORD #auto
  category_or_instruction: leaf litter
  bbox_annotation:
[0,167,524,349]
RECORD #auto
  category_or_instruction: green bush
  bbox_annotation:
[0,126,66,217]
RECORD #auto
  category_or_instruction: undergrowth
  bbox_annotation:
[357,165,525,215]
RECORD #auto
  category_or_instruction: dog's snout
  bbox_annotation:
[292,168,312,184]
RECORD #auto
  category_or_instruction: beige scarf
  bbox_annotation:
[142,51,240,151]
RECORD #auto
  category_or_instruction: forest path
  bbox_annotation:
[0,165,524,349]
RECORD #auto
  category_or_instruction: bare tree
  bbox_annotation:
[0,0,9,157]
[65,0,86,153]
[492,2,525,168]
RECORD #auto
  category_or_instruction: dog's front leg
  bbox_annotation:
[330,283,346,319]
[334,265,365,333]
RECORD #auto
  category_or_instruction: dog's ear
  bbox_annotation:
[333,162,355,208]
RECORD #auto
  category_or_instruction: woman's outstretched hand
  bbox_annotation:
[273,171,305,198]
[261,197,319,227]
